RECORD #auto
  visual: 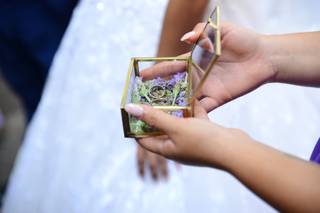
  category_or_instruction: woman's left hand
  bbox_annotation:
[136,144,169,181]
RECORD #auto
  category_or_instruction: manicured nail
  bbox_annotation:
[180,31,196,41]
[125,104,144,117]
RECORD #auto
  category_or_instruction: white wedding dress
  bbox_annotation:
[3,0,320,212]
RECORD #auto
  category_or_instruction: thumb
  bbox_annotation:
[125,104,180,133]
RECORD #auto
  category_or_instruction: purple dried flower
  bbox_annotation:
[154,77,166,86]
[178,91,186,98]
[168,72,185,86]
[172,110,184,118]
[174,72,186,82]
[168,78,176,87]
[176,97,187,106]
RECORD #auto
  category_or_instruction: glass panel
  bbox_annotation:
[209,7,218,26]
[125,64,136,104]
[128,59,190,136]
[133,60,189,107]
[191,24,217,71]
[129,109,187,135]
[190,6,220,100]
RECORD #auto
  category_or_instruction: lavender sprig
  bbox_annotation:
[139,83,151,103]
[172,83,180,105]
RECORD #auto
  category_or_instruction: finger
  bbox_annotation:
[181,22,233,45]
[140,60,187,80]
[138,136,175,157]
[158,156,168,179]
[199,97,220,112]
[180,22,206,44]
[146,151,159,181]
[193,100,209,120]
[136,144,145,178]
[198,37,214,53]
[125,104,181,134]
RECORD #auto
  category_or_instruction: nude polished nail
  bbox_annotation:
[180,31,196,41]
[125,104,144,117]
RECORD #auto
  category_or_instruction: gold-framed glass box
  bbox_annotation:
[121,6,221,138]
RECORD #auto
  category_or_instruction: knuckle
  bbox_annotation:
[160,139,175,157]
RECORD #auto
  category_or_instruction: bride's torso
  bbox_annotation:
[4,1,190,213]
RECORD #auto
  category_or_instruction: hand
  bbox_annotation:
[127,101,250,168]
[136,143,168,181]
[141,22,276,112]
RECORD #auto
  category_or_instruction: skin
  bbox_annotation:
[142,22,277,112]
[126,23,320,212]
[136,144,168,180]
[156,0,209,57]
[136,0,209,180]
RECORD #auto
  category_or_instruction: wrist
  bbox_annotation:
[207,127,254,173]
[260,35,281,83]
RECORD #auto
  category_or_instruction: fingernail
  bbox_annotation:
[180,31,196,41]
[125,104,144,117]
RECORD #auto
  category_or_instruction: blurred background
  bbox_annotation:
[0,0,79,205]
[0,73,25,204]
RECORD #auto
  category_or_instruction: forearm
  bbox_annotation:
[263,32,320,87]
[157,0,208,56]
[219,132,320,212]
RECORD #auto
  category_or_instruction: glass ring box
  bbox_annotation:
[121,6,221,138]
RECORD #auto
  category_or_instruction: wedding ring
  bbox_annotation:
[149,85,166,99]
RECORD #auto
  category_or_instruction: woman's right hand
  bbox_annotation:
[126,101,250,168]
[141,22,276,112]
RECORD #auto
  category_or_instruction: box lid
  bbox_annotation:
[189,6,221,102]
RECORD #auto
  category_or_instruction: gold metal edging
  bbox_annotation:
[122,6,221,138]
[121,58,134,108]
[120,58,135,137]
